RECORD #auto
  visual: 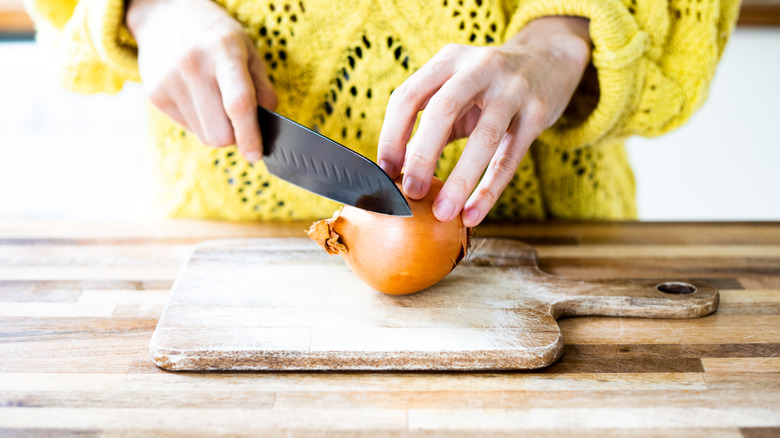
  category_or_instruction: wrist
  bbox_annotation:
[126,0,172,37]
[505,16,591,69]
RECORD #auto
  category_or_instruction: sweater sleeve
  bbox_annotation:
[23,0,140,94]
[503,0,740,149]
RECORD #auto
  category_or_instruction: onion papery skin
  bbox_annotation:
[308,178,469,295]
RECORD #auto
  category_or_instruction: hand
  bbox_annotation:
[377,16,591,227]
[126,0,277,162]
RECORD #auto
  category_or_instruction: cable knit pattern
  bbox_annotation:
[24,0,739,220]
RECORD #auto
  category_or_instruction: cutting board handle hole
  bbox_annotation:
[655,282,697,295]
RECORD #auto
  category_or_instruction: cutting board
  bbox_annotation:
[150,238,719,371]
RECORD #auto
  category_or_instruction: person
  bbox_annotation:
[24,0,740,226]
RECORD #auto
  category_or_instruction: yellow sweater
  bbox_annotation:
[24,0,739,221]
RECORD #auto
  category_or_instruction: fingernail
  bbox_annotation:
[379,160,396,177]
[403,175,423,199]
[465,207,481,225]
[434,197,455,220]
[245,151,262,163]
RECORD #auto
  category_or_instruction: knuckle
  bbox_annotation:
[392,83,422,106]
[179,50,202,76]
[428,56,453,76]
[474,123,503,149]
[525,99,551,128]
[440,43,463,55]
[475,186,500,206]
[467,49,503,80]
[524,93,543,111]
[202,119,235,147]
[200,132,218,147]
[212,132,236,148]
[205,131,233,147]
[378,138,401,155]
[204,27,239,51]
[512,75,532,97]
[406,150,436,170]
[224,93,255,116]
[478,47,502,66]
[491,153,521,179]
[429,94,459,118]
[489,97,516,117]
[387,88,404,108]
[160,71,181,90]
[147,89,168,108]
[446,175,474,198]
[195,132,210,146]
[215,31,237,49]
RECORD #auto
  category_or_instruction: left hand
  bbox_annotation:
[377,16,592,227]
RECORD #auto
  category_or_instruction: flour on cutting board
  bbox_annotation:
[150,238,718,371]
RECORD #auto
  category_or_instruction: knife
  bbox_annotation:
[257,107,412,217]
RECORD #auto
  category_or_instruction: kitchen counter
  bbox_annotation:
[1,220,778,436]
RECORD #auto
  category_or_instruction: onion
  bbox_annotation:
[308,177,470,295]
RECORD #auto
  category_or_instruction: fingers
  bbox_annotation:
[215,51,262,162]
[183,68,236,149]
[148,71,207,140]
[460,117,524,227]
[377,49,458,179]
[401,72,485,200]
[147,86,188,129]
[433,96,548,227]
[137,12,275,164]
[432,105,513,223]
[376,42,564,227]
[461,111,540,227]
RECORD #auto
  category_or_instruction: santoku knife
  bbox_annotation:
[257,107,412,217]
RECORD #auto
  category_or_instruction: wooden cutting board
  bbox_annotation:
[150,238,719,371]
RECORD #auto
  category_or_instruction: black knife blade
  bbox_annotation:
[257,107,412,217]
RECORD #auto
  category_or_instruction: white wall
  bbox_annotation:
[1,27,779,221]
[626,27,780,221]
[0,43,149,220]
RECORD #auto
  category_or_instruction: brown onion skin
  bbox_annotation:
[331,177,469,295]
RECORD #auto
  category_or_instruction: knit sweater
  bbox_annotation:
[24,0,740,221]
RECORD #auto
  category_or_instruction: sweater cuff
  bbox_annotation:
[86,0,140,82]
[506,0,649,149]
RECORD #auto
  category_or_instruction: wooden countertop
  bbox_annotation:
[1,220,779,436]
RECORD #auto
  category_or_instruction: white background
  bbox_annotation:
[626,27,780,220]
[1,27,778,221]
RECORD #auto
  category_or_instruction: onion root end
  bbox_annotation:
[307,208,347,256]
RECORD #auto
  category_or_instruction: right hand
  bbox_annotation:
[126,0,277,162]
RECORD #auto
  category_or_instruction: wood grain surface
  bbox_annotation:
[151,238,718,371]
[0,220,779,436]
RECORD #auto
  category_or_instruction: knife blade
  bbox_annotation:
[257,107,412,217]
